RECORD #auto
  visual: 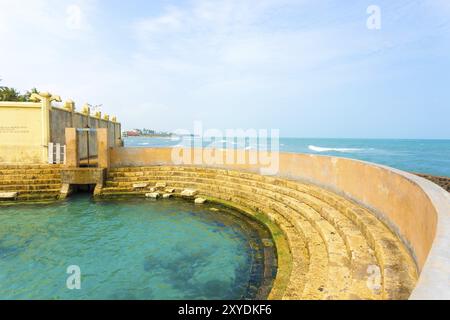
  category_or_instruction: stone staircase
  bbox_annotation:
[0,165,63,201]
[100,166,418,300]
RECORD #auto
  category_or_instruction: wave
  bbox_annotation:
[308,145,365,153]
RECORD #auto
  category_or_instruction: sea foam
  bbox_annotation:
[308,145,364,153]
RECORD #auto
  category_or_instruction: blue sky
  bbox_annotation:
[0,0,449,138]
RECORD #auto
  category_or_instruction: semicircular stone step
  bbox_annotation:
[101,166,418,299]
[157,167,416,299]
[104,168,376,297]
[104,175,355,299]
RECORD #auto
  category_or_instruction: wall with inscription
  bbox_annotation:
[0,102,43,163]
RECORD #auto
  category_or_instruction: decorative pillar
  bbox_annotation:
[97,128,110,169]
[103,115,110,141]
[64,99,75,127]
[94,111,102,121]
[29,92,62,163]
[65,128,79,168]
[82,104,91,127]
[111,116,117,147]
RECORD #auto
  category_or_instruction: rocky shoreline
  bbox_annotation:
[416,173,450,192]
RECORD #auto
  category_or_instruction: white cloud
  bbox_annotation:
[0,1,392,107]
[135,6,183,35]
[0,0,104,106]
[129,0,387,97]
[66,4,83,30]
[0,0,448,137]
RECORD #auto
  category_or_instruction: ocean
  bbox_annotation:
[124,137,450,177]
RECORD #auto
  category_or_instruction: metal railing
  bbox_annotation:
[48,142,66,164]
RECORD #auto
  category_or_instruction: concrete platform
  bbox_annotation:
[60,167,106,198]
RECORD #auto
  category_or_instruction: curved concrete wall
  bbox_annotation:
[110,147,450,299]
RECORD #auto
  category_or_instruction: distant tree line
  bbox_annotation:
[0,79,39,102]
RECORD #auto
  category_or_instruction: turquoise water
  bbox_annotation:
[124,137,450,177]
[0,196,273,300]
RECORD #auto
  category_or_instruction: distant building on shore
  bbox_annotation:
[123,130,140,137]
[122,128,173,138]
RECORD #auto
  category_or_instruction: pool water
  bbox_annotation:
[0,195,275,300]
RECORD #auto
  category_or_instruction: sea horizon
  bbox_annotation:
[124,136,450,178]
[124,134,450,141]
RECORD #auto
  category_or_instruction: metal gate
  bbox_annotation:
[77,127,98,167]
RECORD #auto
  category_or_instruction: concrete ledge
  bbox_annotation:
[404,173,450,300]
[61,168,106,185]
[0,102,41,108]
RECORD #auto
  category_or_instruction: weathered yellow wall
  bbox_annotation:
[0,102,43,163]
[50,107,121,160]
[0,96,121,164]
[109,147,442,271]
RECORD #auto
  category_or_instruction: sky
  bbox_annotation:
[0,0,449,138]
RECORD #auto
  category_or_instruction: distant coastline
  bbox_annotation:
[122,128,175,138]
[124,134,174,139]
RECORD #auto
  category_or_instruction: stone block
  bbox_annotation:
[133,183,148,189]
[145,192,160,199]
[0,192,18,200]
[164,187,175,193]
[195,197,206,204]
[181,189,198,197]
[155,182,167,189]
[162,193,173,199]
